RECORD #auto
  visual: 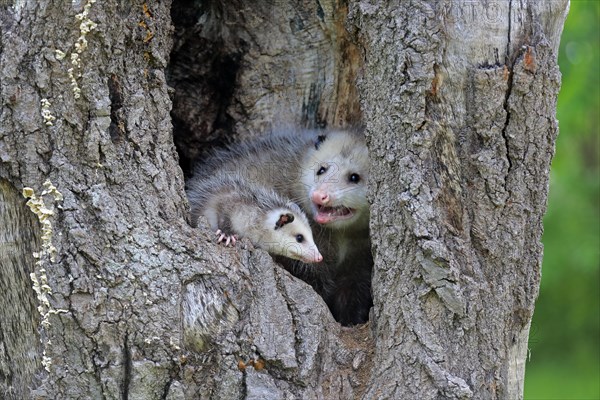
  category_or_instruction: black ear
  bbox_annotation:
[275,213,295,230]
[315,134,327,150]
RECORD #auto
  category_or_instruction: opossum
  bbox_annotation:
[195,130,369,229]
[194,129,372,325]
[299,131,370,230]
[187,175,323,264]
[292,131,372,325]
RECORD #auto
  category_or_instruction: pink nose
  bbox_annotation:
[311,190,330,205]
[302,250,323,263]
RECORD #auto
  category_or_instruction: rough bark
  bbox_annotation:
[0,0,567,399]
[351,1,567,398]
[168,0,362,173]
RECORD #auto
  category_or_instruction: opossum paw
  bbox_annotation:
[215,230,238,247]
[225,235,238,247]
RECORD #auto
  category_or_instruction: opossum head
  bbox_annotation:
[301,130,370,230]
[261,207,323,263]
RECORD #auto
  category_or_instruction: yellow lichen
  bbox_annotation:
[23,181,68,372]
[55,0,98,100]
[42,179,64,202]
[40,99,56,126]
[55,49,66,60]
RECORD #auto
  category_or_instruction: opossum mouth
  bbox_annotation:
[314,204,355,224]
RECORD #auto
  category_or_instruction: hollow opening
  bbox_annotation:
[168,1,246,178]
[167,0,371,326]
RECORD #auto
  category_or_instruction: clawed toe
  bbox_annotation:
[215,230,237,247]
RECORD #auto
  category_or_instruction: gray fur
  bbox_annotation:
[187,174,309,228]
[187,173,321,263]
[192,129,321,200]
[190,129,373,325]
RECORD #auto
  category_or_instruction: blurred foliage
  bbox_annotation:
[524,1,600,399]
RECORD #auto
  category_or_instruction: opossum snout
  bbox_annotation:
[304,250,323,263]
[315,252,323,263]
[311,190,330,205]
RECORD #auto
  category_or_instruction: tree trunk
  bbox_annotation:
[0,0,567,399]
[353,1,568,398]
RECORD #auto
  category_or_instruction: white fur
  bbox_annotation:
[298,130,370,230]
[261,209,322,263]
[187,175,322,263]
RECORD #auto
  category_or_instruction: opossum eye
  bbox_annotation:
[296,234,304,243]
[317,165,328,175]
[349,173,361,183]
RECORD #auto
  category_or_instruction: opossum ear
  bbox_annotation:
[315,134,327,150]
[275,213,295,230]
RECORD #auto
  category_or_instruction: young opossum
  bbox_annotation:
[194,129,372,325]
[187,175,323,264]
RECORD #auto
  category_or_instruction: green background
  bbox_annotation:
[524,1,600,399]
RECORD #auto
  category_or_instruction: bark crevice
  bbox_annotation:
[121,331,131,400]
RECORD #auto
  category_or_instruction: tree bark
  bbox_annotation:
[351,1,567,398]
[0,0,567,399]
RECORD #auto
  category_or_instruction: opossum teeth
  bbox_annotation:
[314,204,355,224]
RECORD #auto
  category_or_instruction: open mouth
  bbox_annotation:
[314,204,355,224]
